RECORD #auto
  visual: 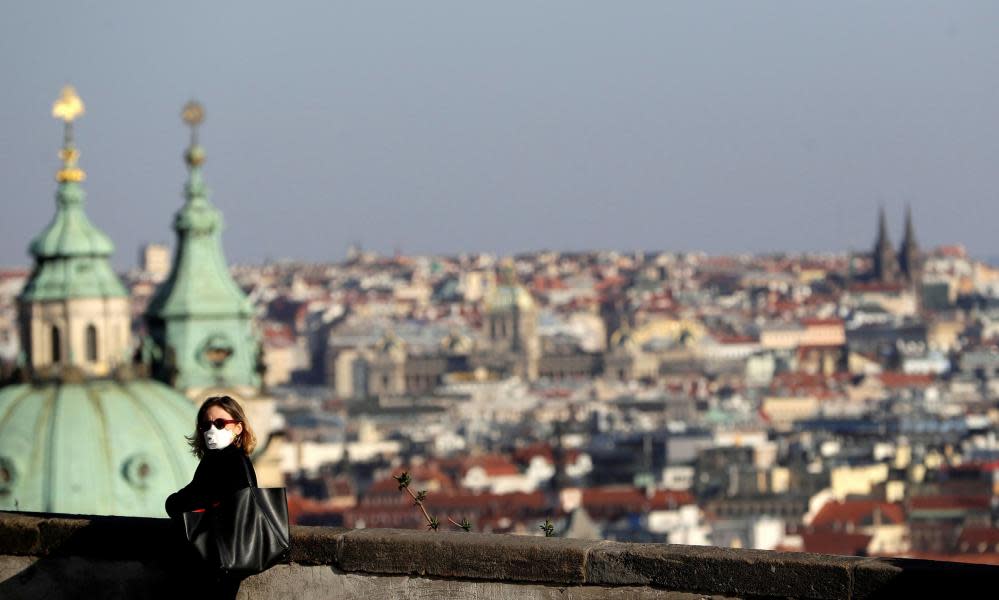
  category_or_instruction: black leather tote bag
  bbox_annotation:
[181,459,290,575]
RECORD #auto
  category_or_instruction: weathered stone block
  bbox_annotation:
[288,525,346,565]
[586,542,859,600]
[0,513,41,555]
[338,528,598,584]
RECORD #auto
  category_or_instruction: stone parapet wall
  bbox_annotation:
[1,512,996,599]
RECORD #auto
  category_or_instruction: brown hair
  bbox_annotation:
[187,395,257,459]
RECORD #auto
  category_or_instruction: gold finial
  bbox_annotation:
[181,100,206,167]
[52,85,85,123]
[53,85,85,183]
[181,100,205,128]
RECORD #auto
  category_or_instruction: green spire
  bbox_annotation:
[20,86,126,302]
[145,101,259,391]
[146,103,252,319]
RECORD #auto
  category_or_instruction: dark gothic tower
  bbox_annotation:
[599,289,629,350]
[872,207,899,283]
[898,206,920,282]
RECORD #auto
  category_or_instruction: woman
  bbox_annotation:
[166,395,258,519]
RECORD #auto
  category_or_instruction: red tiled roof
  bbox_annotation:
[531,276,568,291]
[878,373,935,389]
[479,464,520,476]
[463,455,521,478]
[345,490,553,530]
[945,460,999,474]
[580,486,693,512]
[369,466,456,494]
[648,490,696,508]
[511,443,583,466]
[934,245,967,259]
[957,527,999,548]
[801,531,872,556]
[801,318,844,327]
[811,500,905,528]
[286,493,346,525]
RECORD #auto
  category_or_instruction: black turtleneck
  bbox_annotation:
[165,445,257,519]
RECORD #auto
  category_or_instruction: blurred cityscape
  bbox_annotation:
[4,177,999,563]
[3,84,999,571]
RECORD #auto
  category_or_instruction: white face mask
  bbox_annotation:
[204,425,235,451]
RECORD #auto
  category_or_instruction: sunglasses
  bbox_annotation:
[198,418,240,432]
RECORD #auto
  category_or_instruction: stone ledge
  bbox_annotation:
[336,527,596,584]
[585,542,859,599]
[3,512,998,599]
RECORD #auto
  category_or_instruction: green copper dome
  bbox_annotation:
[485,264,535,312]
[0,379,198,517]
[29,183,115,258]
[19,171,126,303]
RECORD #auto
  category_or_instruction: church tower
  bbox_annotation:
[482,262,540,380]
[0,87,198,517]
[872,207,899,283]
[145,102,260,395]
[18,86,131,378]
[898,206,920,282]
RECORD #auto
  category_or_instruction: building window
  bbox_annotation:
[51,326,61,363]
[86,324,98,362]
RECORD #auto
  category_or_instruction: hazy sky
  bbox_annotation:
[2,2,999,268]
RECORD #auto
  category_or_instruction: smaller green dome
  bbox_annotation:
[29,183,115,259]
[20,179,127,302]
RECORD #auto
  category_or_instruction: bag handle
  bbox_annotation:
[238,452,258,489]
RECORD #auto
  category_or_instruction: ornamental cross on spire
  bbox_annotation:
[52,85,85,183]
[52,85,84,123]
[182,100,204,143]
[181,100,206,168]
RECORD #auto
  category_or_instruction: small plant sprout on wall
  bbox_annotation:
[393,471,472,532]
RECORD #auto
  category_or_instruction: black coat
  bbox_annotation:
[165,444,257,519]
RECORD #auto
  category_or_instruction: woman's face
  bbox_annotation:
[205,405,244,437]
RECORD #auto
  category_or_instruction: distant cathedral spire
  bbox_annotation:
[145,101,260,393]
[872,207,899,283]
[898,205,920,281]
